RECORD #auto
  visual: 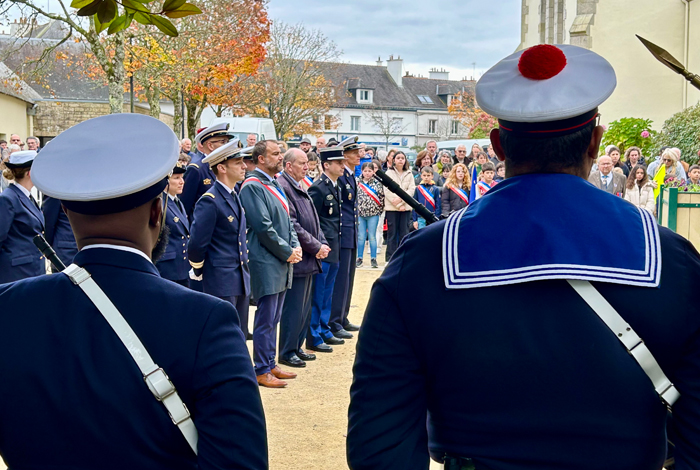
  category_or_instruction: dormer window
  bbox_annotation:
[417,95,433,104]
[357,89,373,104]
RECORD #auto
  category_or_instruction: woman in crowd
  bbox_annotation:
[624,165,656,215]
[623,147,644,174]
[466,142,482,163]
[356,162,385,269]
[384,151,415,261]
[413,166,441,230]
[0,151,45,284]
[382,148,396,171]
[441,163,471,217]
[434,150,453,175]
[648,147,686,181]
[413,151,440,185]
[606,145,629,177]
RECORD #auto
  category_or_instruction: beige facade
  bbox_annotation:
[0,92,33,142]
[519,0,700,129]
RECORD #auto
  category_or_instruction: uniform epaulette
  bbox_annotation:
[188,163,200,169]
[189,260,204,269]
[202,193,215,199]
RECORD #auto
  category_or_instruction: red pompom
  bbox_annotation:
[518,44,567,80]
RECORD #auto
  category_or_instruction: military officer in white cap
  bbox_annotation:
[0,114,267,469]
[348,44,700,470]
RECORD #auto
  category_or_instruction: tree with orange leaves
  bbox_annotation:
[447,90,498,139]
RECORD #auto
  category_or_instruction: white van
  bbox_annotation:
[436,139,491,154]
[209,117,277,143]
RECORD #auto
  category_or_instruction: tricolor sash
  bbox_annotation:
[240,177,290,214]
[418,185,436,209]
[450,186,470,205]
[359,181,381,206]
[302,176,314,190]
[477,181,493,195]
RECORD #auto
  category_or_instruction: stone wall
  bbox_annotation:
[33,100,174,139]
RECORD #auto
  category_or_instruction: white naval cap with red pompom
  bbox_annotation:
[475,44,616,133]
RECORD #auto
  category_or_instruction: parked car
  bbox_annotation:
[208,117,277,144]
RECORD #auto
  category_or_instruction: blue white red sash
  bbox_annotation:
[477,181,493,195]
[240,177,290,214]
[302,176,314,190]
[450,186,470,205]
[418,185,435,209]
[358,181,381,205]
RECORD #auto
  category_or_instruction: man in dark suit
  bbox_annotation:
[348,45,700,470]
[329,136,361,340]
[307,147,346,352]
[589,155,627,197]
[188,140,251,337]
[155,163,190,287]
[0,114,267,469]
[277,148,330,368]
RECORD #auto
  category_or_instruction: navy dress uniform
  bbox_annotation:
[307,150,343,350]
[348,45,700,470]
[188,140,251,334]
[43,195,78,269]
[0,150,46,284]
[180,123,234,218]
[329,136,360,336]
[0,114,267,469]
[155,164,191,287]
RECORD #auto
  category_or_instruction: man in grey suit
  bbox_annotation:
[588,155,626,197]
[239,140,302,388]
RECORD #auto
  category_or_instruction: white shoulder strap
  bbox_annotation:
[62,264,198,454]
[568,280,679,408]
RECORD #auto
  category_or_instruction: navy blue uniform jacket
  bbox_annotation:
[0,184,45,283]
[155,196,190,282]
[181,162,216,219]
[42,195,78,267]
[349,176,700,470]
[0,247,267,469]
[308,174,341,264]
[188,182,250,298]
[338,167,357,250]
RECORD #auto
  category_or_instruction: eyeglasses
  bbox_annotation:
[456,150,466,153]
[663,159,672,163]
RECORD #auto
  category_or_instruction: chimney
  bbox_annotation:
[429,67,450,80]
[376,56,383,66]
[387,55,404,88]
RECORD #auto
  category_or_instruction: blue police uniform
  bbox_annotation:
[329,166,358,333]
[307,173,342,347]
[155,195,190,286]
[348,174,700,470]
[0,247,267,469]
[42,195,78,269]
[0,183,46,283]
[180,162,215,219]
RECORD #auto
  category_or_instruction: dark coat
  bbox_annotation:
[180,161,216,219]
[155,196,190,282]
[0,184,45,283]
[42,195,78,267]
[188,182,250,298]
[338,167,358,249]
[412,183,441,222]
[239,169,299,299]
[277,172,327,277]
[308,173,341,264]
[441,184,469,218]
[0,247,267,469]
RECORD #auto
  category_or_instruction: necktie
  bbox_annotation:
[175,197,185,215]
[30,195,39,209]
[603,175,609,187]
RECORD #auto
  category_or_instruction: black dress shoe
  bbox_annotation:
[308,343,333,353]
[333,329,353,339]
[297,350,316,361]
[344,322,360,332]
[279,355,306,368]
[325,336,345,345]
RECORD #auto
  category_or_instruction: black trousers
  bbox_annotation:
[330,248,354,332]
[385,211,411,261]
[278,275,314,359]
[217,294,250,338]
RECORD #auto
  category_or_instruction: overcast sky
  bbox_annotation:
[269,0,522,81]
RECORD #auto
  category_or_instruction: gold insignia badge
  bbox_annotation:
[329,207,333,215]
[326,194,333,200]
[203,179,212,185]
[228,215,234,222]
[173,217,179,223]
[348,194,352,200]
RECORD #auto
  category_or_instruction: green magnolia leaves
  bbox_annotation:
[70,0,202,36]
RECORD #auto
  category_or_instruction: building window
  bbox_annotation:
[391,117,403,129]
[324,115,332,130]
[357,89,372,104]
[428,119,437,134]
[451,120,459,134]
[312,115,321,127]
[417,95,434,104]
[351,116,361,131]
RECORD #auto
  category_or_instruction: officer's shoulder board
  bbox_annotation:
[188,163,200,169]
[202,192,215,199]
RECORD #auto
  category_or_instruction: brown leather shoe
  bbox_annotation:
[257,372,287,388]
[271,366,297,380]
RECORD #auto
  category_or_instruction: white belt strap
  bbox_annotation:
[568,280,679,408]
[62,264,198,454]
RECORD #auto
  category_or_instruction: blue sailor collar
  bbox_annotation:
[443,173,661,289]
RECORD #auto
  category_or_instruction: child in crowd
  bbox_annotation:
[413,166,441,230]
[495,162,506,182]
[356,162,385,268]
[476,162,498,199]
[307,153,320,181]
[688,165,700,185]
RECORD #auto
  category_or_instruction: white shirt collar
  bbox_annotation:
[256,168,274,182]
[216,179,234,194]
[10,181,31,198]
[284,171,301,187]
[345,165,353,173]
[81,244,152,264]
[168,193,177,201]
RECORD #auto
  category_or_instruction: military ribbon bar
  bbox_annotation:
[358,181,381,205]
[418,185,435,209]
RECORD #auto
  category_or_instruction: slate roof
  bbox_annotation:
[0,61,42,103]
[326,62,474,111]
